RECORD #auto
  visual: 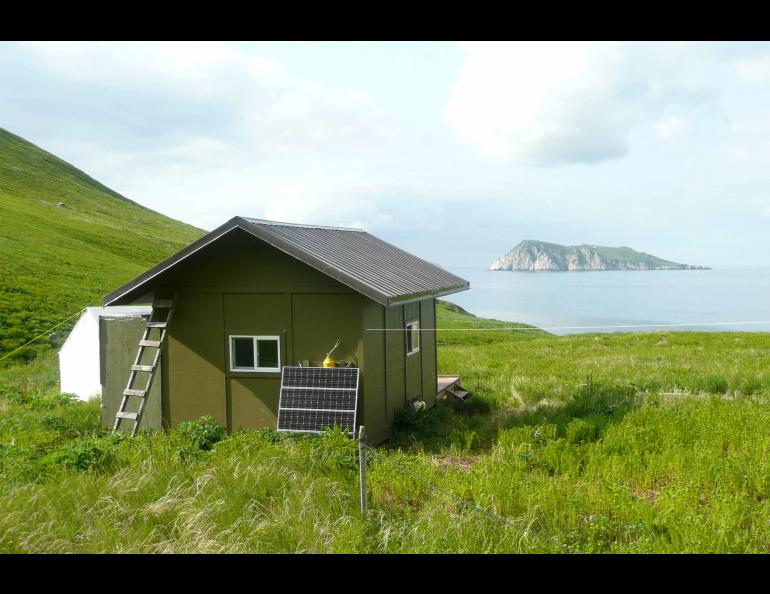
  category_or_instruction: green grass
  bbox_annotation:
[2,304,770,553]
[0,128,204,362]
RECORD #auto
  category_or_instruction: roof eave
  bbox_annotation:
[384,282,470,306]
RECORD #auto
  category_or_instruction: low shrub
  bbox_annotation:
[40,433,124,471]
[565,417,602,444]
[178,416,226,451]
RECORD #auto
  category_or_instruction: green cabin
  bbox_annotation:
[101,217,469,444]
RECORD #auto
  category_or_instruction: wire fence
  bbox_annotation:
[249,435,578,553]
[367,320,770,332]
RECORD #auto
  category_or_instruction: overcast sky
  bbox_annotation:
[2,41,770,268]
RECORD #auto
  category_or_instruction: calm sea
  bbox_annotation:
[443,266,770,335]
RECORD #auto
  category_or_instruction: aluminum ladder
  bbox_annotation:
[113,294,176,437]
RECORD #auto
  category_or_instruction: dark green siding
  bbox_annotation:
[404,301,422,400]
[167,292,226,427]
[291,293,363,367]
[158,233,367,433]
[420,299,437,406]
[362,299,387,443]
[223,293,290,432]
[100,316,162,432]
[385,304,405,427]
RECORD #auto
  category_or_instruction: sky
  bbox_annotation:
[2,41,770,268]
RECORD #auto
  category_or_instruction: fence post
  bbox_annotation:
[358,425,367,515]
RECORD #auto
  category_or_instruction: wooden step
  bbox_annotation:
[447,388,471,401]
[153,299,174,309]
[123,389,146,397]
[139,339,161,348]
[145,321,167,328]
[115,411,139,420]
[131,364,154,372]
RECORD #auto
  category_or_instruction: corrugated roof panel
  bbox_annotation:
[243,219,468,303]
[104,217,469,306]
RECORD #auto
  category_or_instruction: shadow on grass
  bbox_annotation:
[386,382,644,455]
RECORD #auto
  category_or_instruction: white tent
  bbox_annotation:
[59,306,152,400]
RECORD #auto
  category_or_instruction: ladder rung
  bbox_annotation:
[123,389,146,397]
[145,321,167,328]
[153,299,174,309]
[115,412,139,420]
[139,339,161,348]
[131,364,155,372]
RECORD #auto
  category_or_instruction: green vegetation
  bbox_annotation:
[0,128,203,362]
[2,304,770,553]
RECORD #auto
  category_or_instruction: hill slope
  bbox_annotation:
[0,128,204,361]
[490,240,710,271]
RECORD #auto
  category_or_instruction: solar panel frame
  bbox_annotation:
[277,366,360,435]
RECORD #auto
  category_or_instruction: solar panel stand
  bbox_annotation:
[113,292,176,437]
[358,425,367,515]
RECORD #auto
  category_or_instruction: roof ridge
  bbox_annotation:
[241,217,366,232]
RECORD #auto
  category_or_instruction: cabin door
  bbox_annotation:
[404,302,422,402]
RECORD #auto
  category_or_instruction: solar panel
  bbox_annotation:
[277,366,360,435]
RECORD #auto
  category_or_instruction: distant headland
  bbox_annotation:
[490,240,710,272]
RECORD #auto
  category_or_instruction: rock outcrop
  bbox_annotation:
[490,240,710,271]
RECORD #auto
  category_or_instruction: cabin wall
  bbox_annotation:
[420,298,437,407]
[166,292,227,427]
[161,232,366,433]
[362,299,388,443]
[381,297,438,434]
[100,316,163,432]
[404,301,422,400]
[104,229,441,443]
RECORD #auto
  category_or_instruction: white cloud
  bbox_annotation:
[444,41,718,166]
[653,115,691,140]
[733,53,770,85]
[0,41,412,231]
[1,42,390,167]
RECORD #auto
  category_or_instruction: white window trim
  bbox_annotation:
[229,335,281,372]
[406,320,420,356]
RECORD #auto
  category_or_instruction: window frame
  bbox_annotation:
[405,320,420,356]
[228,335,281,373]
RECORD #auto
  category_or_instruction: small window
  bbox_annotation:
[229,335,281,372]
[406,320,420,355]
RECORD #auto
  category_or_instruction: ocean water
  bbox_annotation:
[444,266,770,335]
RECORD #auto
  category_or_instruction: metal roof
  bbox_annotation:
[103,216,469,307]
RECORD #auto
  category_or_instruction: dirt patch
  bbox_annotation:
[631,488,660,503]
[432,455,478,471]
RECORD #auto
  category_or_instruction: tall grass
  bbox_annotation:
[2,305,770,552]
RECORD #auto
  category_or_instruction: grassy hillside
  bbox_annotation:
[2,303,770,553]
[0,128,204,362]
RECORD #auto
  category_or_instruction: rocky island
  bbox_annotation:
[490,240,710,271]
